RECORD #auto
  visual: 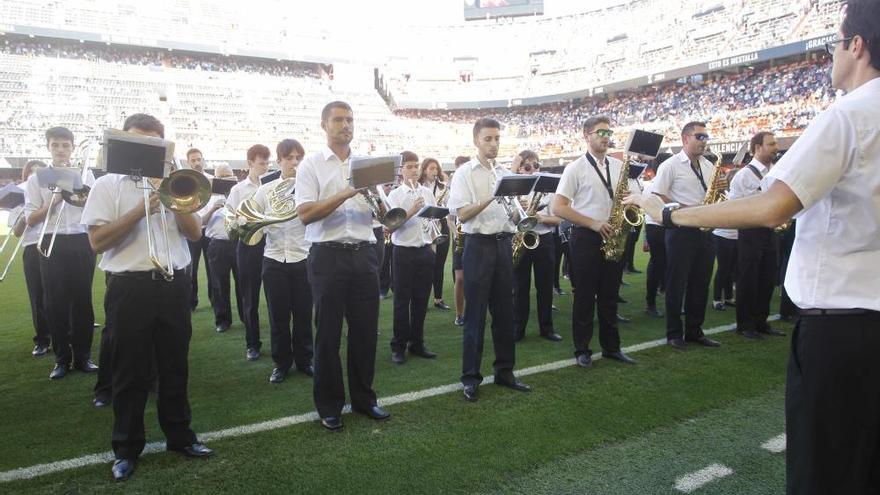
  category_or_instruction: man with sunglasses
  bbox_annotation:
[511,150,562,343]
[650,121,722,350]
[625,2,880,491]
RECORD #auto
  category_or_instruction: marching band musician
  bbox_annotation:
[255,139,315,384]
[185,148,212,311]
[227,145,270,361]
[386,151,438,365]
[447,118,530,402]
[200,163,241,333]
[511,150,562,342]
[418,157,452,311]
[295,101,389,431]
[651,121,723,350]
[81,114,213,482]
[450,155,470,327]
[552,116,636,368]
[641,160,666,319]
[23,126,98,379]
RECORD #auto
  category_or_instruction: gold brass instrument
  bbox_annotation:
[601,156,644,262]
[512,192,546,267]
[434,180,449,207]
[453,219,464,255]
[699,149,727,232]
[0,209,27,281]
[230,178,298,246]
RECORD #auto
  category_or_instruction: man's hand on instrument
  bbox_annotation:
[622,192,663,223]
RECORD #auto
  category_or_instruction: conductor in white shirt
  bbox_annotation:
[625,3,880,490]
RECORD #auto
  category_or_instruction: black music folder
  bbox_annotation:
[259,170,282,185]
[532,173,562,193]
[0,184,25,209]
[101,129,175,179]
[493,175,538,197]
[417,206,449,219]
[625,129,664,158]
[212,178,237,196]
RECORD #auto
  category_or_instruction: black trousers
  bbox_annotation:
[309,243,379,418]
[106,271,197,460]
[22,244,50,346]
[375,227,392,295]
[391,245,434,353]
[39,233,96,365]
[514,232,555,338]
[187,235,211,309]
[736,229,777,332]
[432,220,450,300]
[786,312,880,494]
[207,239,239,328]
[461,234,516,387]
[552,230,563,290]
[236,239,264,350]
[664,228,715,340]
[778,222,797,319]
[713,236,737,302]
[622,224,642,270]
[569,228,622,356]
[645,224,666,308]
[262,257,313,371]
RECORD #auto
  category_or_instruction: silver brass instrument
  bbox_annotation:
[601,155,644,262]
[491,166,538,232]
[361,185,406,230]
[0,209,27,281]
[230,178,298,246]
[512,192,545,267]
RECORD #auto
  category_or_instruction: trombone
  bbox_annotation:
[0,209,27,281]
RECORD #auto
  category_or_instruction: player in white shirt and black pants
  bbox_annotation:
[641,162,666,318]
[625,5,880,489]
[81,114,212,481]
[386,151,438,364]
[553,116,637,368]
[258,139,314,384]
[651,122,723,350]
[23,126,98,379]
[227,145,270,361]
[447,118,531,402]
[295,101,390,430]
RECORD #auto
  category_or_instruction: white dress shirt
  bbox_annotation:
[642,181,660,226]
[81,174,192,273]
[226,176,260,214]
[23,166,96,235]
[766,77,880,312]
[251,177,310,263]
[6,201,39,247]
[652,150,715,206]
[294,146,377,244]
[555,152,633,223]
[530,192,555,236]
[446,159,515,235]
[386,182,435,247]
[200,195,229,240]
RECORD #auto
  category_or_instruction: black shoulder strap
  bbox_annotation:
[585,154,613,200]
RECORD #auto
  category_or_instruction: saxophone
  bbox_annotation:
[699,150,726,232]
[512,193,544,267]
[601,157,643,262]
[454,219,464,255]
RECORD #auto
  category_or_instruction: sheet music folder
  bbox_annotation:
[417,206,449,219]
[349,155,401,189]
[0,184,25,209]
[532,173,561,193]
[625,129,664,158]
[36,167,81,192]
[493,175,538,197]
[101,129,175,179]
[212,178,237,196]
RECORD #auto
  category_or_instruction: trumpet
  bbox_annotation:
[0,209,27,281]
[491,166,538,232]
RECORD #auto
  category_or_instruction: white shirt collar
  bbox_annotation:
[321,145,349,163]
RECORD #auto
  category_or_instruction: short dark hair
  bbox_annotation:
[22,160,47,181]
[321,101,353,122]
[400,150,419,164]
[681,121,707,136]
[454,156,471,167]
[518,150,539,163]
[841,0,880,71]
[45,127,74,145]
[246,144,271,163]
[186,148,202,159]
[122,113,165,138]
[472,118,501,139]
[582,116,611,134]
[276,139,305,159]
[749,131,774,154]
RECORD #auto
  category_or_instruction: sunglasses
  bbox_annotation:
[590,129,614,138]
[521,163,539,172]
[692,133,710,142]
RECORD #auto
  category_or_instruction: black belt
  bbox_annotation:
[464,233,513,241]
[313,241,373,251]
[798,308,879,316]
[110,269,187,281]
[394,244,431,250]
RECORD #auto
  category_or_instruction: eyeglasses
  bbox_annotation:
[692,133,710,142]
[590,129,614,138]
[825,37,853,58]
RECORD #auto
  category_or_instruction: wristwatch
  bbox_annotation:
[662,202,681,229]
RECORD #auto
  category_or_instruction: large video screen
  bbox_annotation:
[463,0,544,21]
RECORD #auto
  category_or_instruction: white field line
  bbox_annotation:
[761,433,786,453]
[674,463,734,493]
[0,317,768,483]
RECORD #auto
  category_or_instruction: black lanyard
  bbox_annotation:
[585,153,613,200]
[690,161,707,192]
[747,163,764,191]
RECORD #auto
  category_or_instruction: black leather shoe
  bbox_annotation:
[617,295,628,304]
[354,405,391,420]
[93,395,111,408]
[321,416,343,431]
[688,336,721,347]
[246,348,260,361]
[454,315,465,326]
[434,301,451,310]
[625,267,642,274]
[514,333,525,342]
[111,459,135,481]
[616,313,630,323]
[215,324,229,333]
[297,364,315,377]
[169,443,214,458]
[49,363,69,380]
[553,287,567,296]
[668,338,687,350]
[463,385,479,402]
[602,351,637,365]
[495,376,530,392]
[738,330,765,340]
[540,332,563,342]
[759,326,786,337]
[644,306,663,318]
[74,360,99,373]
[269,367,288,383]
[391,351,406,364]
[575,354,593,368]
[409,348,437,359]
[32,344,49,357]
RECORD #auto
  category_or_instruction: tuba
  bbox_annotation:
[601,156,643,262]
